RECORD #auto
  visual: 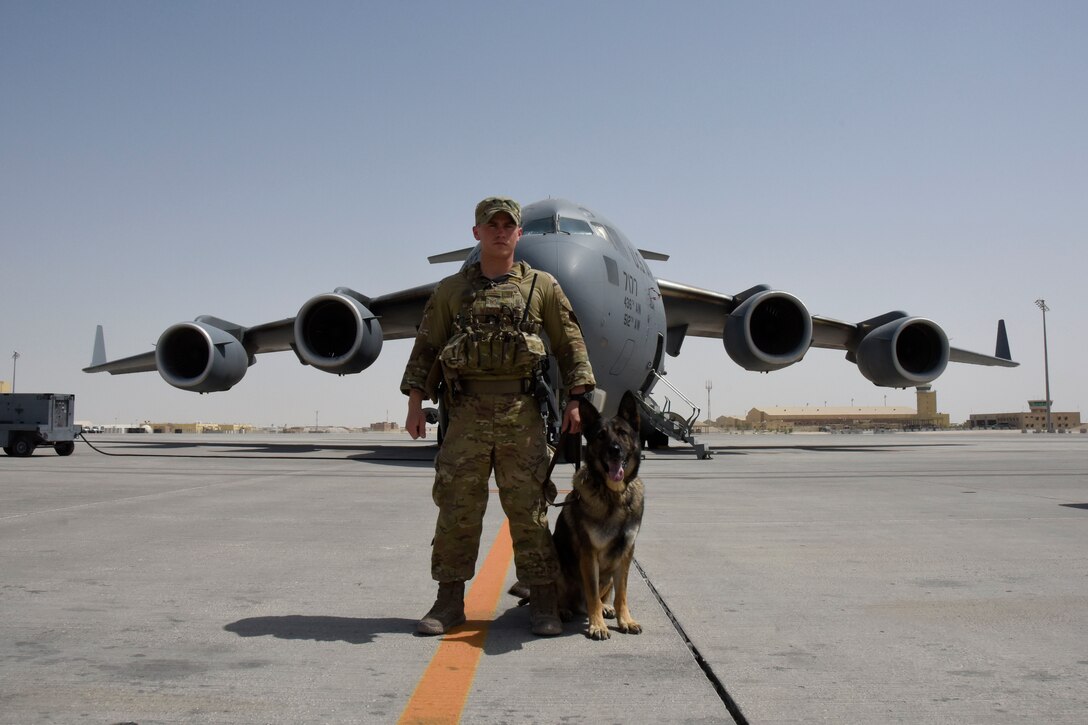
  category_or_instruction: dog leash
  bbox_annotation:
[545,431,579,508]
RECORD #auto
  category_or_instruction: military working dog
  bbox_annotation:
[553,390,645,640]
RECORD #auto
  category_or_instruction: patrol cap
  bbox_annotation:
[475,196,521,227]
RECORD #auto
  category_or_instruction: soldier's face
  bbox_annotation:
[473,212,521,256]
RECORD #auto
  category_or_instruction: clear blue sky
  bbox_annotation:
[2,1,1084,427]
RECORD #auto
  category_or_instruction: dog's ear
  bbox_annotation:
[618,391,640,433]
[578,398,600,432]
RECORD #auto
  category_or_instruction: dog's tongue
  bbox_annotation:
[608,461,625,482]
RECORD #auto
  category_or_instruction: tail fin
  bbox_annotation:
[91,325,107,367]
[995,320,1012,361]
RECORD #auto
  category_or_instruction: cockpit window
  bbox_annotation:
[521,216,555,234]
[558,217,594,234]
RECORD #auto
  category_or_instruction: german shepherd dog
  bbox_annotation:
[553,390,645,640]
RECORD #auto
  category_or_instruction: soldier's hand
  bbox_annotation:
[405,408,427,439]
[406,390,428,439]
[561,399,582,435]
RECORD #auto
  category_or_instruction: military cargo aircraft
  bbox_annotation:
[84,198,1017,448]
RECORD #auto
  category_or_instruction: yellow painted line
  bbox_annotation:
[399,519,514,724]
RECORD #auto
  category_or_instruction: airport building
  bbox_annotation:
[147,422,254,434]
[79,424,154,434]
[0,381,10,393]
[967,401,1083,432]
[745,386,950,431]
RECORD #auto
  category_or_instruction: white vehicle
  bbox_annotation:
[1,393,82,457]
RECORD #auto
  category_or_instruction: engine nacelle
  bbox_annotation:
[856,317,949,387]
[294,292,383,374]
[156,321,249,392]
[724,290,813,372]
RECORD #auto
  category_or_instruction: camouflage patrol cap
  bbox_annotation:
[475,196,522,226]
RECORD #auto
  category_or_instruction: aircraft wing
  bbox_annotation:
[656,278,1016,387]
[366,282,436,339]
[84,281,437,391]
[947,345,1019,367]
[83,316,295,375]
[655,278,877,353]
[654,279,734,340]
[803,312,1017,368]
[83,348,159,375]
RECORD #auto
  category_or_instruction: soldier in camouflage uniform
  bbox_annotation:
[402,196,595,637]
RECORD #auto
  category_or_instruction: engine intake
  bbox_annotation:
[724,290,813,371]
[294,292,383,374]
[856,317,949,387]
[156,321,249,392]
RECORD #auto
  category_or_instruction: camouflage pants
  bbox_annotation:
[431,392,558,585]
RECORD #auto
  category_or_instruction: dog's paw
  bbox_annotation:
[601,604,616,619]
[618,619,642,635]
[587,621,611,640]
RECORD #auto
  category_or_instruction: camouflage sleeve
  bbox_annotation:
[399,285,453,401]
[540,274,596,392]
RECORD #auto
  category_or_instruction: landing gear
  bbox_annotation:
[642,428,670,450]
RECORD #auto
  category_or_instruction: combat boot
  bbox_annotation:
[529,583,562,636]
[416,581,466,635]
[507,579,530,603]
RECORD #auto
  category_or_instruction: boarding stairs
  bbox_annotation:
[634,372,711,458]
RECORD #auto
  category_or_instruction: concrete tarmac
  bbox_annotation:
[1,431,1086,724]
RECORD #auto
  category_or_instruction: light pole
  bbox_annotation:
[10,351,18,393]
[705,379,713,422]
[1035,299,1054,433]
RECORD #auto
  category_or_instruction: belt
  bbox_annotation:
[458,378,533,395]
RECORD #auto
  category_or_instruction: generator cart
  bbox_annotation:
[1,393,82,456]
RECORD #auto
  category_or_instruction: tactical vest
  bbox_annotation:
[438,275,547,381]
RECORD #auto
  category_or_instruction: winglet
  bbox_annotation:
[995,319,1012,361]
[427,246,476,264]
[91,325,107,367]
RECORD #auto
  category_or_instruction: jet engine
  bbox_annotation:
[723,290,813,371]
[294,290,383,374]
[156,320,249,392]
[855,317,949,387]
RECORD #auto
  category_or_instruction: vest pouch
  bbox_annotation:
[509,332,546,376]
[444,330,501,372]
[443,280,548,377]
[478,331,498,371]
[439,331,471,372]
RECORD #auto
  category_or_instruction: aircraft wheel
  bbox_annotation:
[2,446,12,456]
[12,434,36,457]
[55,441,76,456]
